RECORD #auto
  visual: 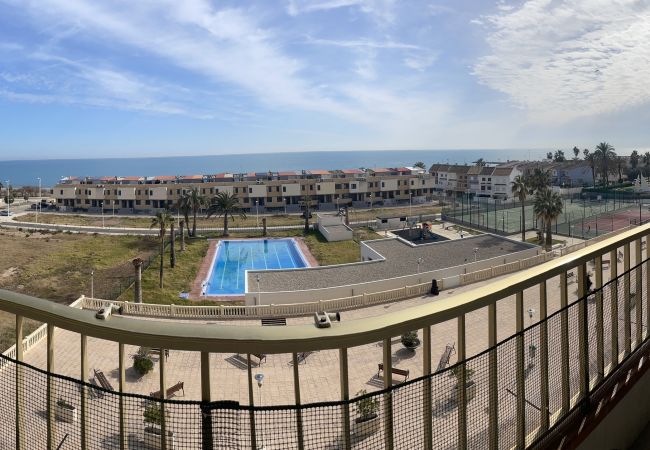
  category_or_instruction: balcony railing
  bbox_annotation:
[0,223,649,449]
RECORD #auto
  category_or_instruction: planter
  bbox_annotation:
[403,342,421,352]
[55,403,78,423]
[451,382,477,404]
[144,426,175,450]
[353,415,380,440]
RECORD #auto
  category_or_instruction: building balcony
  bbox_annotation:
[1,224,650,448]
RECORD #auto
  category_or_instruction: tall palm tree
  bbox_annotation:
[529,168,551,193]
[594,142,616,185]
[150,209,173,288]
[413,161,426,169]
[183,187,207,237]
[175,195,191,237]
[584,150,597,186]
[534,188,563,251]
[616,156,625,183]
[511,175,531,241]
[301,194,313,234]
[206,191,246,237]
[474,158,486,167]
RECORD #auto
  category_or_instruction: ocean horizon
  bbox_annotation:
[1,149,550,187]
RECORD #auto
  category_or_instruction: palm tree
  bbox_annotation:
[206,191,246,237]
[534,188,563,251]
[182,187,207,237]
[413,161,426,169]
[644,152,650,176]
[594,142,616,185]
[170,221,176,269]
[150,209,173,288]
[573,146,580,160]
[511,175,531,241]
[616,156,626,183]
[301,194,312,234]
[175,195,191,237]
[584,150,597,186]
[474,158,486,167]
[529,168,551,193]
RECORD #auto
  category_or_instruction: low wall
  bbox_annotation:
[245,245,541,306]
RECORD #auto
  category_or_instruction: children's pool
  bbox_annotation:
[203,239,309,295]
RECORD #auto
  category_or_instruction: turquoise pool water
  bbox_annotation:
[203,239,308,295]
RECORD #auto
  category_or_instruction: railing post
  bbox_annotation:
[80,334,88,450]
[595,256,604,382]
[624,242,632,355]
[560,272,570,415]
[577,263,590,402]
[422,327,433,450]
[646,234,650,340]
[46,323,56,450]
[339,348,351,450]
[15,315,25,450]
[610,249,619,368]
[118,343,126,450]
[292,353,305,450]
[201,351,213,450]
[247,354,257,450]
[515,291,526,448]
[382,337,394,450]
[457,314,468,449]
[634,238,643,348]
[160,347,167,450]
[539,281,550,433]
[488,302,498,449]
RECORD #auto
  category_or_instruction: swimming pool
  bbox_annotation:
[203,239,309,295]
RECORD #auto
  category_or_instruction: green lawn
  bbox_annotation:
[302,228,383,265]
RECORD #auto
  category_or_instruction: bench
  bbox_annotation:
[296,351,315,365]
[436,343,456,372]
[377,363,409,382]
[150,381,184,399]
[151,348,170,361]
[93,369,114,392]
[261,317,287,326]
[248,353,266,365]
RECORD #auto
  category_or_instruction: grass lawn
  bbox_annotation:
[16,204,440,229]
[0,229,158,350]
[302,228,383,265]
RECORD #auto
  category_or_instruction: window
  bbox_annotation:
[277,197,282,202]
[177,189,181,195]
[317,185,321,191]
[411,180,414,185]
[351,183,357,189]
[234,187,239,193]
[310,185,314,190]
[136,200,141,205]
[282,186,287,192]
[145,200,150,205]
[60,190,63,195]
[243,198,249,203]
[137,190,141,195]
[267,197,272,202]
[381,182,385,188]
[268,187,272,193]
[301,185,305,190]
[85,199,90,204]
[118,190,122,196]
[249,188,253,193]
[149,190,153,196]
[276,186,280,192]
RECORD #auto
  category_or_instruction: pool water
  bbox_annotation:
[204,239,308,295]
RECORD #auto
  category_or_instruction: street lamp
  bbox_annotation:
[256,274,261,306]
[90,270,94,298]
[473,247,479,262]
[100,201,105,228]
[5,180,9,216]
[36,177,41,224]
[254,373,266,450]
[255,200,259,228]
[527,308,536,364]
[284,197,287,216]
[409,192,412,218]
[417,257,424,274]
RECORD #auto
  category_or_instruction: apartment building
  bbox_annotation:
[53,167,437,214]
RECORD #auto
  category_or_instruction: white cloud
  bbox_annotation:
[403,52,437,71]
[305,36,420,50]
[473,0,650,123]
[286,0,398,23]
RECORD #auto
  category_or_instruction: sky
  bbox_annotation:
[0,0,649,159]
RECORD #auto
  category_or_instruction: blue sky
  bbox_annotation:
[0,0,649,159]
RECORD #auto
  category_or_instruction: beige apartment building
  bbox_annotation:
[53,166,437,214]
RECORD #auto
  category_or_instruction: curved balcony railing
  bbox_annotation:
[1,223,650,449]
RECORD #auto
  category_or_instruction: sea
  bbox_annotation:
[0,149,548,187]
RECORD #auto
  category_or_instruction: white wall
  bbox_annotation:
[245,244,539,306]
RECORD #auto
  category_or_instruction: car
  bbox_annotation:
[0,210,14,216]
[30,203,38,210]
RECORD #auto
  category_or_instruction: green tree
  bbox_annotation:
[546,152,553,160]
[529,168,551,193]
[594,142,616,185]
[206,191,247,237]
[511,175,531,241]
[181,187,207,237]
[644,152,650,176]
[553,150,566,162]
[616,156,626,183]
[301,194,312,234]
[584,150,596,186]
[534,188,563,251]
[413,161,426,169]
[474,158,486,167]
[630,150,639,169]
[175,195,191,238]
[150,209,173,288]
[573,146,580,160]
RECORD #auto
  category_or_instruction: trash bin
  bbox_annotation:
[430,279,439,296]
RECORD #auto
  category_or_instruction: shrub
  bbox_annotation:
[354,390,379,420]
[143,405,163,425]
[400,330,420,348]
[132,347,154,376]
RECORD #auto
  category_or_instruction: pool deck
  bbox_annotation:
[189,237,318,301]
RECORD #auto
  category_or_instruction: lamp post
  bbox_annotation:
[473,247,479,262]
[417,257,424,274]
[254,373,265,450]
[409,192,413,218]
[527,308,536,365]
[100,201,105,228]
[90,270,94,298]
[36,177,41,224]
[284,197,287,216]
[256,274,261,306]
[255,200,259,228]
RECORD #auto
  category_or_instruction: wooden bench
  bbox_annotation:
[297,351,315,365]
[436,343,456,372]
[151,348,170,361]
[93,369,114,391]
[250,353,266,365]
[377,363,409,382]
[150,381,184,399]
